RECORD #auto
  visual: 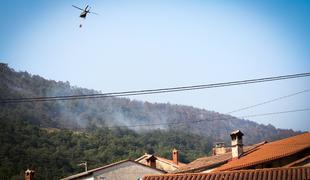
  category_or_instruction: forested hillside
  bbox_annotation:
[0,64,299,143]
[0,63,301,179]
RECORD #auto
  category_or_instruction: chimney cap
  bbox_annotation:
[173,148,178,152]
[230,130,244,137]
[25,169,35,173]
[25,169,35,176]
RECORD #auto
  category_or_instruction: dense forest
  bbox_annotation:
[0,63,301,179]
[0,118,211,179]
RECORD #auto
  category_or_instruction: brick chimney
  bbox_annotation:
[172,149,179,165]
[230,130,244,159]
[146,155,157,168]
[25,169,35,180]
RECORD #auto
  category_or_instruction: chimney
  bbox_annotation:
[146,155,157,168]
[25,169,35,180]
[172,149,179,165]
[230,130,244,159]
[213,142,227,155]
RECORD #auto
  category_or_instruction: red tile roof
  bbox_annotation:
[136,153,187,169]
[156,156,187,167]
[143,166,310,180]
[215,133,310,171]
[176,141,267,173]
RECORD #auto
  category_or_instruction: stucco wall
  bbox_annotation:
[91,161,163,180]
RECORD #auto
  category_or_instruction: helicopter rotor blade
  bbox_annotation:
[90,11,99,15]
[87,6,99,15]
[72,5,84,11]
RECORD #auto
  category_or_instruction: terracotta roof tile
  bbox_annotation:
[176,142,267,173]
[215,133,310,172]
[143,166,310,180]
[156,156,187,167]
[136,154,187,168]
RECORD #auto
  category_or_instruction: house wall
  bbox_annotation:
[202,168,216,173]
[83,178,93,180]
[92,161,163,180]
[68,176,93,180]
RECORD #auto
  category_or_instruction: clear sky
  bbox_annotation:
[1,0,309,131]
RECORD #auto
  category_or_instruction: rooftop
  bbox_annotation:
[176,141,267,173]
[60,159,166,180]
[215,132,310,171]
[143,166,310,180]
[135,153,187,169]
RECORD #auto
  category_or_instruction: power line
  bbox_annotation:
[106,107,310,128]
[1,72,310,104]
[159,89,310,128]
[227,88,310,114]
[240,108,310,118]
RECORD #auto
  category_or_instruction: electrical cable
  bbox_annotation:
[240,108,310,118]
[1,72,310,103]
[227,88,310,114]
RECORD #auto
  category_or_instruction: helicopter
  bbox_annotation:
[72,5,98,27]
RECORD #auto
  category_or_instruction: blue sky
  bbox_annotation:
[1,0,310,131]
